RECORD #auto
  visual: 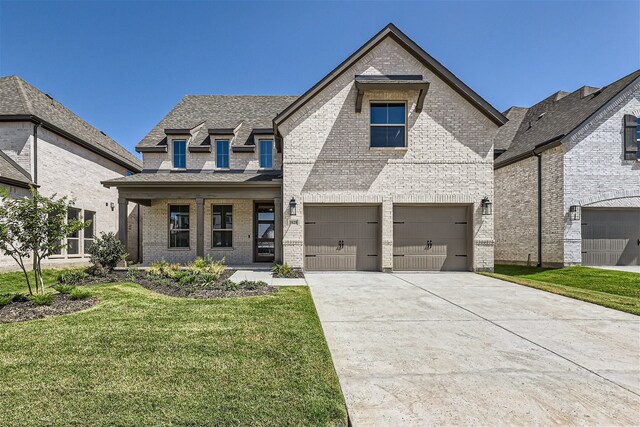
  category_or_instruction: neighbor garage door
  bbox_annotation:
[581,209,640,266]
[393,206,469,271]
[304,206,379,271]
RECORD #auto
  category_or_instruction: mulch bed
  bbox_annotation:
[79,269,278,299]
[0,294,98,324]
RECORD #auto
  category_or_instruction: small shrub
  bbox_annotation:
[29,294,55,306]
[53,284,75,295]
[186,256,225,280]
[0,294,15,308]
[175,271,197,285]
[148,259,182,278]
[57,270,88,285]
[69,288,92,300]
[238,280,268,290]
[271,263,303,278]
[218,279,239,291]
[125,267,140,282]
[87,232,128,273]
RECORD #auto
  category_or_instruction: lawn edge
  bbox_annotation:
[479,272,640,316]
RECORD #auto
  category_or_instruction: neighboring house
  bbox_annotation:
[0,75,143,270]
[494,70,640,267]
[104,24,506,272]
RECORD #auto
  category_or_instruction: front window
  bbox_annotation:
[172,139,186,169]
[212,205,233,248]
[259,140,273,168]
[84,211,95,254]
[169,205,190,248]
[370,103,406,148]
[67,208,81,255]
[216,139,230,169]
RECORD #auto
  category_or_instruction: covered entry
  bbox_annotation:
[304,206,380,271]
[393,206,469,271]
[581,209,640,266]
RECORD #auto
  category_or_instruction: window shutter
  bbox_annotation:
[623,114,638,158]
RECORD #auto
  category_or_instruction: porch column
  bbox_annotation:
[118,198,128,247]
[274,197,282,263]
[196,198,204,258]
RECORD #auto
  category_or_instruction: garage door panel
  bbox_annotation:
[305,206,380,271]
[582,209,640,266]
[393,206,469,271]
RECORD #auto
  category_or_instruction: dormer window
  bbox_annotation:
[259,139,273,169]
[370,103,406,148]
[216,139,230,169]
[172,139,187,169]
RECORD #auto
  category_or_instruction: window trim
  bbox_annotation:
[215,139,230,169]
[369,101,408,149]
[172,139,187,170]
[211,204,233,249]
[83,210,96,255]
[258,139,274,169]
[168,204,190,250]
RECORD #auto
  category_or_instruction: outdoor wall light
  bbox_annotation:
[289,197,297,216]
[110,202,115,211]
[569,205,581,221]
[481,197,492,216]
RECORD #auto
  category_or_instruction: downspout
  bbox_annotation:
[534,152,542,268]
[33,121,41,185]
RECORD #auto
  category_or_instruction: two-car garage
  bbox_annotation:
[304,205,470,271]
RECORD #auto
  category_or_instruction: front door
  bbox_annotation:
[254,203,276,262]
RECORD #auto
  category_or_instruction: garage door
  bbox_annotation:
[582,209,640,266]
[304,206,379,271]
[393,206,469,271]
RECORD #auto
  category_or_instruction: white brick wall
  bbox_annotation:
[564,81,640,265]
[279,38,498,271]
[0,123,140,270]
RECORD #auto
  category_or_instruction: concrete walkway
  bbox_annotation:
[592,265,640,274]
[307,272,640,426]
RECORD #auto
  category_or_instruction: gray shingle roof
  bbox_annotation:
[0,149,32,188]
[495,69,640,166]
[137,95,299,151]
[0,76,142,172]
[494,106,528,151]
[102,171,282,187]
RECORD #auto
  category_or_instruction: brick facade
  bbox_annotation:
[279,38,498,271]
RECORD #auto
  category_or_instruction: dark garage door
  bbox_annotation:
[393,206,469,271]
[304,206,380,271]
[582,209,640,266]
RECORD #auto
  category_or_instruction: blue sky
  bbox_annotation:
[1,1,638,156]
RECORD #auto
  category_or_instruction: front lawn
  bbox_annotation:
[0,269,347,426]
[482,265,640,316]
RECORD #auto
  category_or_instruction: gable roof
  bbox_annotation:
[0,76,142,172]
[273,23,507,133]
[495,69,640,167]
[136,95,298,152]
[494,106,529,151]
[0,149,33,188]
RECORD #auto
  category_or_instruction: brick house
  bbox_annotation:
[0,75,142,270]
[104,24,506,272]
[494,70,640,267]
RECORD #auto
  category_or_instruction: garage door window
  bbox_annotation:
[370,103,406,148]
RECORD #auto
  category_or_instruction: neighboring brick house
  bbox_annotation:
[0,75,143,270]
[104,24,506,272]
[494,70,640,267]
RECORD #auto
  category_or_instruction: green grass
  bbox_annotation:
[0,269,347,426]
[481,265,640,316]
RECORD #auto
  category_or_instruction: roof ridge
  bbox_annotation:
[12,75,33,113]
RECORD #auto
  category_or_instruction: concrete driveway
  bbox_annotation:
[307,272,640,426]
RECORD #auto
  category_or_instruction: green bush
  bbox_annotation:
[175,271,197,285]
[125,267,140,282]
[216,280,267,291]
[87,232,128,273]
[271,263,303,278]
[148,259,182,278]
[218,280,239,291]
[69,288,92,300]
[0,294,14,308]
[57,270,88,285]
[29,294,55,306]
[186,256,225,279]
[52,284,75,295]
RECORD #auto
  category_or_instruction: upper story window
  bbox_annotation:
[259,139,273,169]
[216,139,230,169]
[169,205,190,248]
[370,103,406,148]
[172,139,187,169]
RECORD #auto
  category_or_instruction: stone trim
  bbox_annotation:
[578,189,640,206]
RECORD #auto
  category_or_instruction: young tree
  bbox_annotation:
[0,187,88,295]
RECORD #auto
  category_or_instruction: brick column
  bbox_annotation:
[196,198,204,258]
[381,196,393,272]
[118,198,128,247]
